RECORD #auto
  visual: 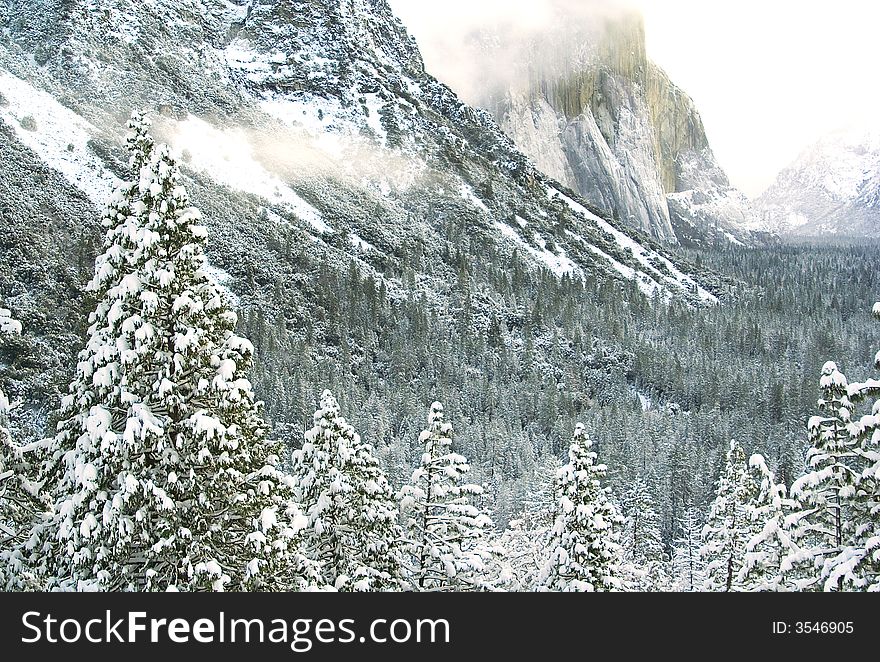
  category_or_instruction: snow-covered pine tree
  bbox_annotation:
[522,451,561,530]
[497,451,562,589]
[700,440,758,591]
[496,518,540,590]
[841,304,880,591]
[398,401,502,591]
[28,113,315,591]
[670,506,705,592]
[789,361,862,590]
[620,473,669,591]
[0,305,45,589]
[537,424,623,592]
[739,453,805,591]
[291,390,403,591]
[0,305,21,449]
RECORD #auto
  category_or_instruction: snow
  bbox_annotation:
[494,222,578,277]
[720,229,746,247]
[260,96,346,156]
[349,233,376,253]
[632,389,652,411]
[225,42,273,82]
[0,309,22,336]
[0,70,120,204]
[549,187,718,303]
[361,93,387,142]
[459,183,489,212]
[201,263,239,306]
[171,115,333,234]
[756,124,880,236]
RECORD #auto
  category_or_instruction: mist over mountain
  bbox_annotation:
[756,125,880,238]
[390,2,771,247]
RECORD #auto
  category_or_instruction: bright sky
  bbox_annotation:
[389,0,880,197]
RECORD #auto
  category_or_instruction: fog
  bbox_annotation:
[389,0,880,197]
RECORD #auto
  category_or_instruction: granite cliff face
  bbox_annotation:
[479,11,765,246]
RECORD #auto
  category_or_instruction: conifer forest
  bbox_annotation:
[1,1,878,593]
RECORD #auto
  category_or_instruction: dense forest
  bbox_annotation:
[1,117,878,591]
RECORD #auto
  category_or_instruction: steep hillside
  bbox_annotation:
[0,0,723,500]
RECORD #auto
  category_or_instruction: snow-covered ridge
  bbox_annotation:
[756,125,880,237]
[548,188,717,303]
[0,0,718,311]
[0,70,119,204]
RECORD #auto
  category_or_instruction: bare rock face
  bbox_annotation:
[479,10,765,247]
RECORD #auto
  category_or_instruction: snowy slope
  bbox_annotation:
[755,126,880,237]
[0,0,715,304]
[0,0,729,440]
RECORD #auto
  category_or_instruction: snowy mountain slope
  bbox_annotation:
[755,126,880,237]
[0,0,721,438]
[470,10,768,247]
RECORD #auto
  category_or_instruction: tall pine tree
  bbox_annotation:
[620,473,668,591]
[739,453,805,591]
[789,361,862,590]
[0,305,44,589]
[291,390,403,591]
[537,424,622,592]
[27,113,315,591]
[670,506,705,592]
[839,304,880,590]
[398,402,502,591]
[700,440,758,591]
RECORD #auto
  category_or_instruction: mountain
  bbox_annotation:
[755,125,880,237]
[0,0,719,443]
[468,9,768,247]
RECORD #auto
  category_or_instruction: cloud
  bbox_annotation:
[389,0,641,105]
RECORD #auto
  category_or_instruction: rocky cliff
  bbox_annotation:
[478,10,766,246]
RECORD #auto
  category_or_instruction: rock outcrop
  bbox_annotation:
[478,10,765,246]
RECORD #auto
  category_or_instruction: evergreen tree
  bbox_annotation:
[398,401,502,591]
[522,450,561,530]
[537,424,622,592]
[670,506,705,592]
[790,361,862,590]
[739,453,805,591]
[291,390,403,591]
[0,305,44,589]
[620,473,669,591]
[496,518,541,590]
[27,113,315,591]
[700,440,758,591]
[839,303,880,590]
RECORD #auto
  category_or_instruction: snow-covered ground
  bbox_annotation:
[170,115,333,234]
[0,70,120,205]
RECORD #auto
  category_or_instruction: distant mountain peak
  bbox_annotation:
[756,124,880,237]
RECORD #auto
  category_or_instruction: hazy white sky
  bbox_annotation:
[389,0,880,197]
